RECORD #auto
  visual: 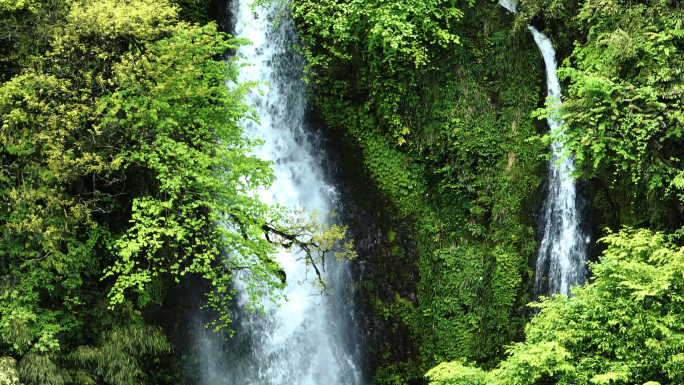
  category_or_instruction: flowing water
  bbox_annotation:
[499,0,588,296]
[185,1,364,383]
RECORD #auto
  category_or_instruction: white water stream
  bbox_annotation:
[187,1,363,384]
[499,0,587,296]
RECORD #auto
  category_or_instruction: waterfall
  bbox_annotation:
[499,1,588,296]
[185,1,364,384]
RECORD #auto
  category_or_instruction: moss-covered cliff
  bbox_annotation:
[288,0,684,382]
[288,0,547,381]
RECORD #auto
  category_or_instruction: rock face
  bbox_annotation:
[311,113,422,380]
[208,0,233,36]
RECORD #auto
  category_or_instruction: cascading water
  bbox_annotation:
[527,27,589,296]
[185,1,364,384]
[499,0,588,296]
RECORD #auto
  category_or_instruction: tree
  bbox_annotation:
[426,227,684,384]
[0,0,353,382]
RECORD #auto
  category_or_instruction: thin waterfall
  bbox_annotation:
[499,0,588,296]
[185,0,364,384]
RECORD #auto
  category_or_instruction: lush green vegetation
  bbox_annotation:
[287,0,684,383]
[551,0,684,231]
[1,0,683,382]
[426,228,684,385]
[0,0,351,383]
[290,0,546,381]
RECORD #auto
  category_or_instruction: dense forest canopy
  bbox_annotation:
[0,0,682,382]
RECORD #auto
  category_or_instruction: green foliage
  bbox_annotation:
[292,0,463,71]
[514,0,581,47]
[0,0,205,380]
[171,0,212,24]
[0,0,64,80]
[18,355,68,385]
[65,324,170,384]
[262,209,357,289]
[0,0,354,382]
[426,361,491,385]
[427,227,684,384]
[290,0,547,381]
[0,357,21,385]
[291,0,465,144]
[548,0,684,229]
[0,0,32,12]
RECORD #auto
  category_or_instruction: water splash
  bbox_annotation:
[499,1,588,296]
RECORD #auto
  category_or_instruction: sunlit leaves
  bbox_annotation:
[0,357,21,385]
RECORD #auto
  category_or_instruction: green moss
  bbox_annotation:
[391,245,406,258]
[291,0,547,381]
